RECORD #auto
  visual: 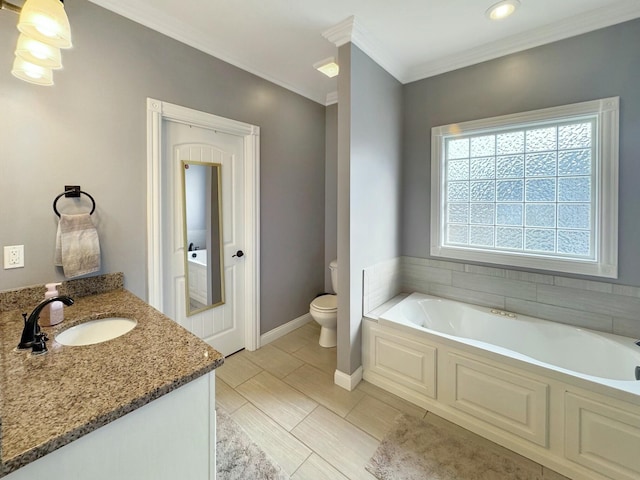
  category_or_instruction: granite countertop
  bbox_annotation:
[0,288,224,477]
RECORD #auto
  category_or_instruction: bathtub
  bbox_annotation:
[380,292,640,385]
[187,250,207,304]
[188,249,207,267]
[363,292,640,480]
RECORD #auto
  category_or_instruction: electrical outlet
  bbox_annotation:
[4,245,24,269]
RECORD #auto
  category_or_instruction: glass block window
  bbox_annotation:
[431,98,619,278]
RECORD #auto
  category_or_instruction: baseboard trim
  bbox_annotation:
[334,366,363,391]
[260,313,312,347]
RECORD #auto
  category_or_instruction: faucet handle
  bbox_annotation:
[31,332,48,355]
[22,313,28,324]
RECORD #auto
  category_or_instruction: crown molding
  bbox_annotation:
[89,0,640,104]
[322,15,355,47]
[325,91,338,106]
[88,0,327,105]
[405,0,640,83]
[322,15,405,83]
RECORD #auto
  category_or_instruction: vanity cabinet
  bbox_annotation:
[5,372,216,480]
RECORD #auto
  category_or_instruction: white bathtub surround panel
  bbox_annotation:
[363,320,437,408]
[444,353,549,447]
[363,295,640,480]
[428,283,506,309]
[565,392,640,480]
[506,298,614,333]
[537,285,640,321]
[452,271,537,301]
[363,258,402,314]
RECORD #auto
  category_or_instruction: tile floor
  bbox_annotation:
[215,321,569,480]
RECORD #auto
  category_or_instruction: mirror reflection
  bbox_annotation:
[181,160,225,315]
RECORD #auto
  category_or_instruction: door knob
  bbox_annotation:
[233,250,244,258]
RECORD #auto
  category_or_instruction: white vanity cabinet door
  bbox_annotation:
[5,372,216,480]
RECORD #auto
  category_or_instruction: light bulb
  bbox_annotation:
[12,56,54,85]
[34,14,59,38]
[486,0,520,21]
[15,33,62,69]
[18,0,72,48]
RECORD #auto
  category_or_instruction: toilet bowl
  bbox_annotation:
[310,294,337,347]
[309,260,338,348]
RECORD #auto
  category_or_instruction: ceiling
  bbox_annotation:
[88,0,640,105]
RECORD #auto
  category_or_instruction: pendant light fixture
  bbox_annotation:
[1,0,72,85]
[17,0,72,49]
[15,33,62,68]
[11,56,54,85]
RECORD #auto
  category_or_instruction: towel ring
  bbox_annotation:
[53,190,96,218]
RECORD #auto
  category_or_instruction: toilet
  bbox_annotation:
[309,259,338,348]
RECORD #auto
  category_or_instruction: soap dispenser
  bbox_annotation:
[39,283,64,327]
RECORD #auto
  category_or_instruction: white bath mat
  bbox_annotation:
[366,414,547,480]
[216,409,289,480]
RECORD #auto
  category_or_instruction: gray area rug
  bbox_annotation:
[366,414,543,480]
[217,409,289,480]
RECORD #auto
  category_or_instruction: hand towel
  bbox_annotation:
[54,213,101,278]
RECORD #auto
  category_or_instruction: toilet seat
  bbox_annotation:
[310,294,337,312]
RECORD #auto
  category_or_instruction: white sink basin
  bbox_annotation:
[56,317,137,346]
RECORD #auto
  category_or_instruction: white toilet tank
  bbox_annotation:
[329,259,338,294]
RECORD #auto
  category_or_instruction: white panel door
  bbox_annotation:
[162,120,245,356]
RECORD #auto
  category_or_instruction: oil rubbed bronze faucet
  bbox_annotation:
[18,296,74,354]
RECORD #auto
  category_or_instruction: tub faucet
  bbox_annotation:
[18,296,74,353]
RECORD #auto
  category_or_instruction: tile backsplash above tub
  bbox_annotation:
[363,257,640,338]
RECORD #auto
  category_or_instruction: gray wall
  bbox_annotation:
[324,103,338,291]
[337,44,403,375]
[0,0,326,335]
[402,19,640,286]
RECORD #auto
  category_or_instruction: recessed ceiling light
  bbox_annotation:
[486,0,520,20]
[314,57,339,78]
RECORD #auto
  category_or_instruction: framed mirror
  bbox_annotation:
[181,160,225,316]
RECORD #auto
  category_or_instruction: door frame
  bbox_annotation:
[146,98,260,351]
